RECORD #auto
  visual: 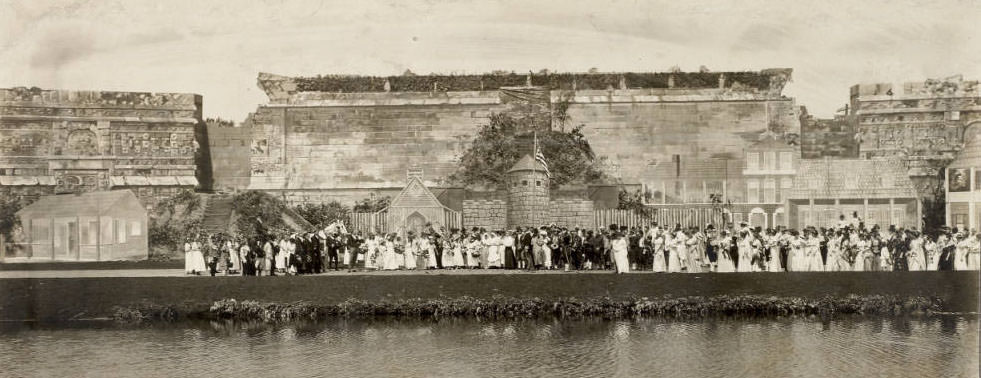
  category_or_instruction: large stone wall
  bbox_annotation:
[547,199,595,229]
[0,87,203,206]
[206,124,251,191]
[462,199,506,231]
[241,71,799,201]
[247,94,498,190]
[568,94,798,188]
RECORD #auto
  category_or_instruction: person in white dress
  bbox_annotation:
[685,229,703,273]
[954,232,971,271]
[967,231,980,270]
[767,230,783,272]
[825,233,844,272]
[790,232,805,272]
[652,228,666,272]
[665,232,681,273]
[715,231,736,273]
[542,232,553,270]
[907,232,926,271]
[276,238,289,274]
[806,230,824,272]
[186,237,207,275]
[736,232,753,273]
[453,234,466,268]
[486,232,502,268]
[404,235,418,270]
[467,236,482,269]
[441,236,456,269]
[612,232,630,273]
[184,240,195,274]
[852,232,867,272]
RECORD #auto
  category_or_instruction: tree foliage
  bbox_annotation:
[232,191,291,242]
[294,201,351,229]
[617,189,654,218]
[451,111,605,188]
[0,196,25,242]
[353,196,391,213]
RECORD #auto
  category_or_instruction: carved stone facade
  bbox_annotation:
[850,76,981,194]
[0,88,204,207]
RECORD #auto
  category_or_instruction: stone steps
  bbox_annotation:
[200,195,235,233]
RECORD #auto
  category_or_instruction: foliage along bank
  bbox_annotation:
[111,294,946,323]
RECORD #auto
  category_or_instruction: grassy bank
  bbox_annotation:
[0,260,182,271]
[1,271,976,322]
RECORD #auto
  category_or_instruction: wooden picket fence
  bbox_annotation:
[349,212,386,234]
[594,207,724,230]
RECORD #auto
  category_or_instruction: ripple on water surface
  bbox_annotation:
[0,316,977,378]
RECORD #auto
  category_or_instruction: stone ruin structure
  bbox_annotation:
[233,69,800,206]
[0,87,204,207]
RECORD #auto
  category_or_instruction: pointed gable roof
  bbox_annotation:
[388,175,445,209]
[508,154,548,174]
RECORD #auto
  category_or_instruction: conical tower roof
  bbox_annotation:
[507,154,548,174]
[951,126,981,168]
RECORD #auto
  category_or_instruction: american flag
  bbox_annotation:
[534,139,550,178]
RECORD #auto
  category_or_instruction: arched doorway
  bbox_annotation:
[405,211,427,236]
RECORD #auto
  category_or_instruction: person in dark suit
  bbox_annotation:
[325,233,341,271]
[346,232,362,272]
[518,227,534,270]
[310,232,324,274]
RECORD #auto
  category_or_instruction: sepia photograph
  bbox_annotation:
[0,0,979,377]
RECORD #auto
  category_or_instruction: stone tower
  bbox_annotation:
[506,154,550,228]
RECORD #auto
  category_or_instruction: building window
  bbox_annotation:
[79,217,98,245]
[749,208,767,229]
[100,216,113,245]
[764,179,776,203]
[535,181,541,187]
[31,219,50,243]
[115,219,127,244]
[780,152,793,171]
[764,152,776,171]
[949,111,960,121]
[130,221,142,236]
[522,180,528,186]
[747,152,760,171]
[747,180,759,204]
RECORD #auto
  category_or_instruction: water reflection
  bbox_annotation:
[0,316,976,378]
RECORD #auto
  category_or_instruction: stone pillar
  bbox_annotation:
[809,198,815,226]
[970,201,976,232]
[888,198,895,226]
[863,198,869,225]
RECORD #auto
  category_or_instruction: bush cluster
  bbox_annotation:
[106,294,950,323]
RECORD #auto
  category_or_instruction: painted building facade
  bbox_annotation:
[946,124,981,230]
[786,158,919,230]
[850,76,981,192]
[0,87,204,208]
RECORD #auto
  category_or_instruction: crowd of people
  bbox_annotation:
[183,214,981,276]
